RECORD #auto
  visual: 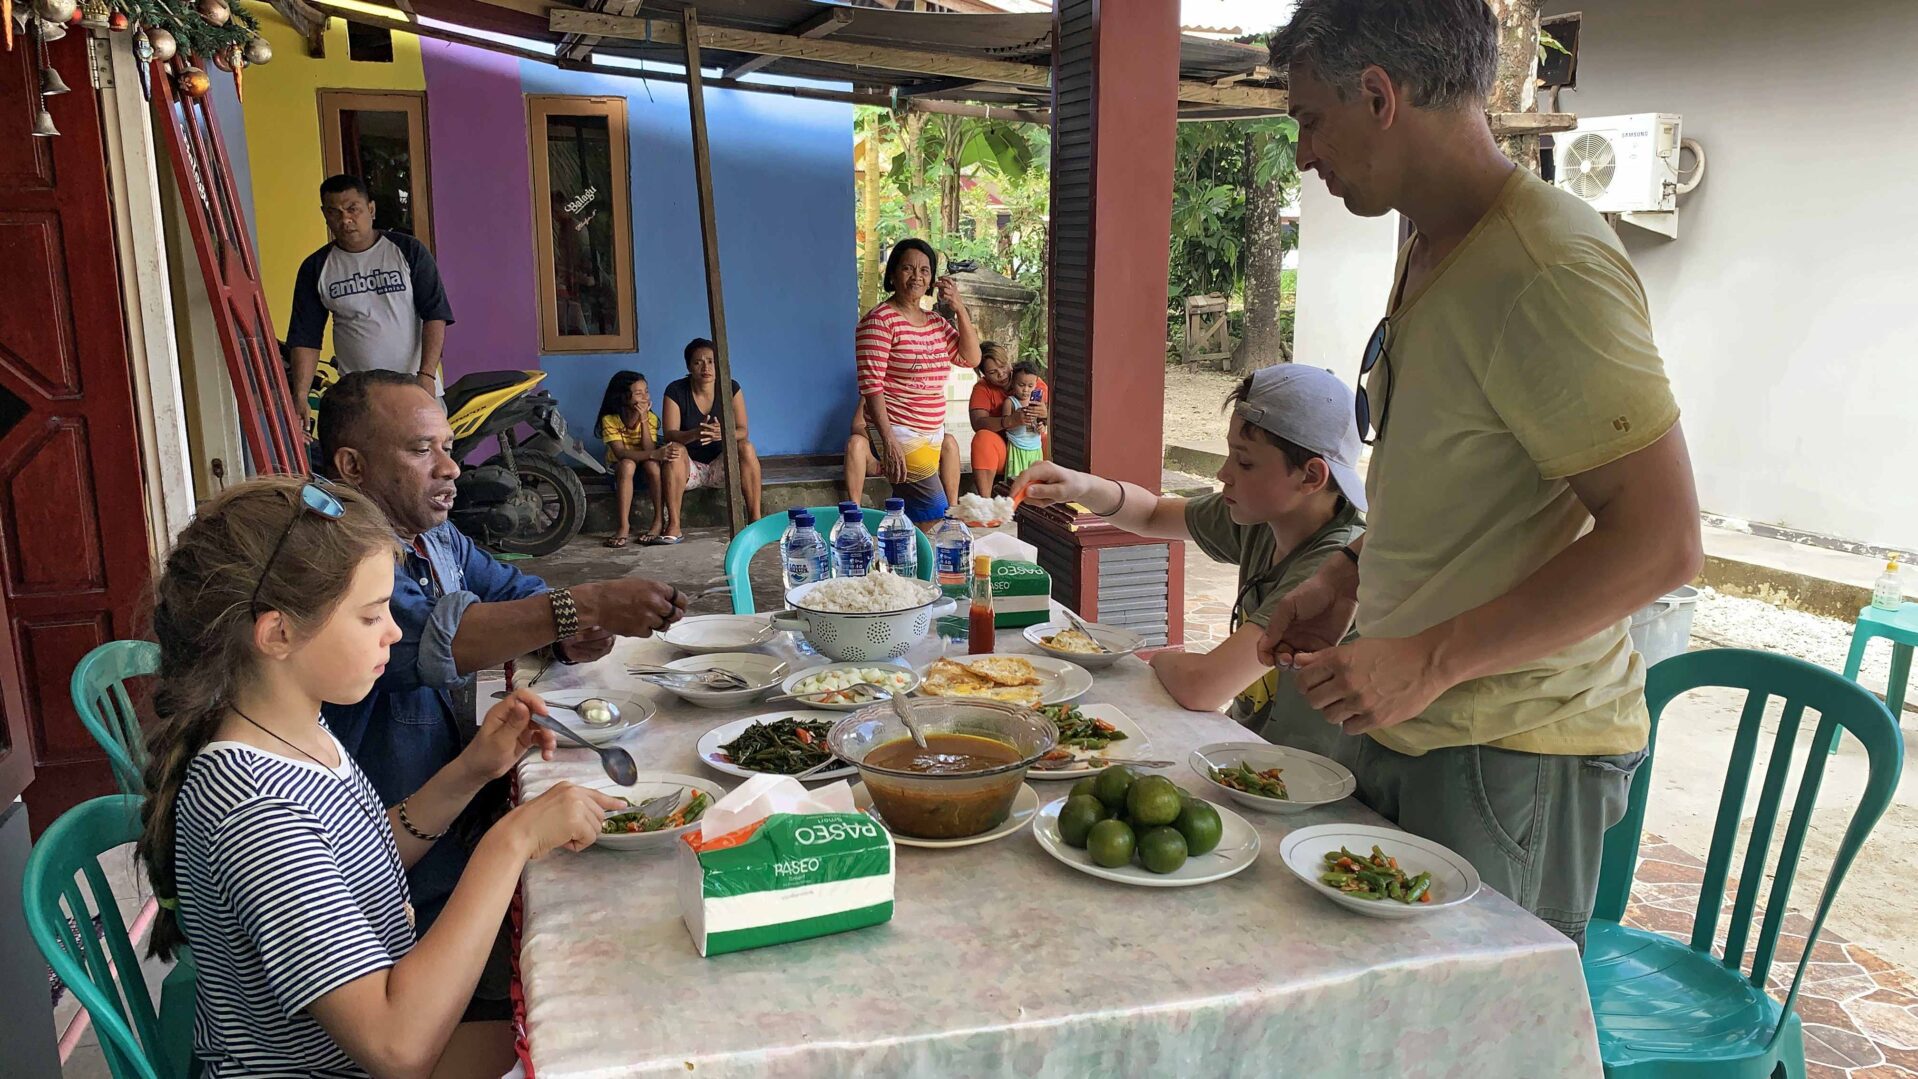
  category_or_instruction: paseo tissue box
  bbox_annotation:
[678,774,894,957]
[990,560,1051,629]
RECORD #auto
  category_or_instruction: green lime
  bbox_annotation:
[1058,795,1107,849]
[1138,826,1189,874]
[1070,777,1099,801]
[1091,765,1138,813]
[1173,799,1223,855]
[1125,775,1184,827]
[1086,819,1136,868]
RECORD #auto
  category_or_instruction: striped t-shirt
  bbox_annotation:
[174,729,414,1077]
[854,302,964,431]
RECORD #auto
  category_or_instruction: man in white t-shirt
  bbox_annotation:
[286,174,455,426]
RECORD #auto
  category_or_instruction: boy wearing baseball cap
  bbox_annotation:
[1015,365,1365,734]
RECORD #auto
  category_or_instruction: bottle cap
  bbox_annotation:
[886,497,905,512]
[839,501,858,511]
[973,554,991,575]
[1888,560,1900,572]
[787,508,804,520]
[843,507,863,521]
[794,512,815,527]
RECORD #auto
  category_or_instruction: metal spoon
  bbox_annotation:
[1061,609,1113,653]
[629,664,751,691]
[532,711,639,787]
[492,692,627,728]
[762,681,899,706]
[890,685,929,749]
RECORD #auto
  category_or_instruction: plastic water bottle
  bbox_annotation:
[933,514,974,644]
[782,511,830,592]
[876,497,918,577]
[1873,560,1903,611]
[826,500,857,572]
[833,507,875,578]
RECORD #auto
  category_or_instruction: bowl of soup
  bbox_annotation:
[828,700,1058,839]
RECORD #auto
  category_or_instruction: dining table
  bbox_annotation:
[483,617,1603,1078]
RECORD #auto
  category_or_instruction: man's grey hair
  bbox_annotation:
[1272,0,1499,111]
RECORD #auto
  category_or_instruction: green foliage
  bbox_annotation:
[1167,116,1299,307]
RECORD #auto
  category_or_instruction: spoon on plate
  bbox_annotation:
[534,711,639,787]
[491,691,625,728]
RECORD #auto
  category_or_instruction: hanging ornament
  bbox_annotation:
[145,25,176,61]
[230,47,241,102]
[76,0,104,24]
[175,65,209,98]
[212,44,235,70]
[4,0,13,54]
[242,34,270,65]
[194,0,228,26]
[107,11,125,29]
[32,100,59,136]
[132,26,151,59]
[64,4,80,23]
[31,0,76,23]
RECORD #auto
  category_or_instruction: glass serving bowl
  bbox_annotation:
[828,700,1058,839]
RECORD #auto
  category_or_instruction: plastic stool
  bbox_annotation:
[1830,602,1916,753]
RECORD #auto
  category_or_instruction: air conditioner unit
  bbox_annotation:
[1554,112,1682,215]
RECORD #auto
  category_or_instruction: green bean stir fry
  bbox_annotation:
[1319,846,1433,904]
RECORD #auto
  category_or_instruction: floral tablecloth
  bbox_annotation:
[493,623,1601,1078]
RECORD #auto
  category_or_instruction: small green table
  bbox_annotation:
[1833,601,1916,751]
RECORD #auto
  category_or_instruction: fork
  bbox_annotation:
[629,664,751,690]
[606,790,685,821]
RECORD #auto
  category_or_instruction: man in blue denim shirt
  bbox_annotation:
[317,371,688,920]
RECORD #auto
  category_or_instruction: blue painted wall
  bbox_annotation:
[515,63,857,459]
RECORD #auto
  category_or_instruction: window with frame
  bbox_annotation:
[530,96,635,353]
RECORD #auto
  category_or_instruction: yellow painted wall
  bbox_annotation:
[238,2,425,346]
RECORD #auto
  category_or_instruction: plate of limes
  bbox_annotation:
[1032,766,1259,888]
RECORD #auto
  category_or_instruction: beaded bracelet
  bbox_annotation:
[396,800,446,841]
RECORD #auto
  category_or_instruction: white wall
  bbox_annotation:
[1541,0,1918,549]
[1296,0,1918,549]
[1292,178,1400,389]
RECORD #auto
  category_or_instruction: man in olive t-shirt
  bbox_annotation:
[1258,2,1702,944]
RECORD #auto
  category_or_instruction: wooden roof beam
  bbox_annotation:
[723,7,852,80]
[1489,111,1577,135]
[549,8,1056,87]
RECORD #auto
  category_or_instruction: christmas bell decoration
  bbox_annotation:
[194,0,228,26]
[31,0,77,23]
[31,102,59,136]
[175,65,209,98]
[145,25,176,61]
[242,34,270,65]
[39,63,69,94]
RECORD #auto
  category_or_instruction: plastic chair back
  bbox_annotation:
[724,507,935,614]
[22,795,173,1079]
[1594,648,1903,1048]
[70,641,160,796]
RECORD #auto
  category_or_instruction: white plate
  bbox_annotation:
[552,772,728,851]
[1189,742,1356,813]
[1021,621,1144,670]
[1032,794,1260,887]
[532,694,653,747]
[779,661,922,711]
[1027,704,1150,779]
[915,653,1093,707]
[851,782,1039,849]
[696,711,855,781]
[1278,823,1482,918]
[655,653,785,709]
[662,615,777,655]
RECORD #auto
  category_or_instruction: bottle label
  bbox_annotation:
[879,533,914,568]
[935,540,972,591]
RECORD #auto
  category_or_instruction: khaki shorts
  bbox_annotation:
[1259,707,1644,947]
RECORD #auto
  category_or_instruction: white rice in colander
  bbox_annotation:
[801,573,935,613]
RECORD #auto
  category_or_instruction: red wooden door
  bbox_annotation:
[0,32,156,824]
[152,60,302,474]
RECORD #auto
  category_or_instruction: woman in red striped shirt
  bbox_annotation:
[849,239,982,515]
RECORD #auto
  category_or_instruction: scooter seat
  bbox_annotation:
[444,370,541,415]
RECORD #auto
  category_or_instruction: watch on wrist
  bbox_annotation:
[549,587,580,640]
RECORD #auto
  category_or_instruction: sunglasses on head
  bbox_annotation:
[249,478,345,616]
[1355,316,1394,445]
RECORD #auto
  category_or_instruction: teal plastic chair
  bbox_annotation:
[724,507,935,614]
[1828,601,1915,753]
[24,795,188,1079]
[70,641,160,796]
[1586,649,1903,1079]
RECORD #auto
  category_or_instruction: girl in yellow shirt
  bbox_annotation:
[596,371,681,547]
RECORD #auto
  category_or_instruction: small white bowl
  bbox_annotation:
[661,615,777,655]
[1189,742,1356,814]
[779,661,922,711]
[654,653,784,709]
[1278,823,1481,918]
[1022,620,1144,669]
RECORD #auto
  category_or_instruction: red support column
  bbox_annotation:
[1019,0,1185,646]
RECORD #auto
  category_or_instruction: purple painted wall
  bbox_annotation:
[419,40,540,383]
